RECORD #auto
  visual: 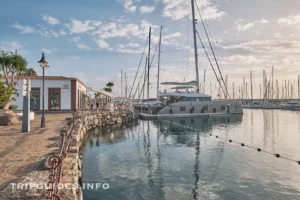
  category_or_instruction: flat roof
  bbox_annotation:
[16,76,88,88]
[98,90,127,99]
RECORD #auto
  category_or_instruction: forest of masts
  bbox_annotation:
[120,66,300,101]
[206,66,300,100]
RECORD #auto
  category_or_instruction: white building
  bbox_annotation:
[13,76,89,111]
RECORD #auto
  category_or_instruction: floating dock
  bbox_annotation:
[139,112,230,120]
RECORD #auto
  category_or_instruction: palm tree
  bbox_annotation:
[0,50,28,109]
[103,87,112,92]
[106,82,114,90]
[24,68,37,76]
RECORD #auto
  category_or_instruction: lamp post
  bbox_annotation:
[38,53,49,128]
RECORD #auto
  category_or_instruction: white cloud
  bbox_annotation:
[219,54,268,65]
[70,56,80,60]
[278,14,300,26]
[42,14,61,25]
[0,41,28,55]
[234,19,254,31]
[114,48,143,54]
[95,39,112,51]
[222,40,300,53]
[237,23,254,31]
[162,0,225,21]
[41,48,59,54]
[69,36,80,42]
[12,23,35,34]
[235,18,269,32]
[118,0,137,13]
[77,43,92,50]
[59,29,67,35]
[67,19,96,34]
[258,19,268,24]
[140,6,155,14]
[274,33,283,39]
[126,43,140,48]
[50,30,59,37]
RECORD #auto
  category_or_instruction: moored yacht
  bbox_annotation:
[157,83,243,116]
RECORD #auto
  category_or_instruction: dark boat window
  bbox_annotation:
[204,106,208,111]
[178,97,212,102]
[221,105,226,110]
[180,107,186,111]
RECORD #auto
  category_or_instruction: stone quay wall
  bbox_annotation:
[0,109,135,200]
[61,110,135,200]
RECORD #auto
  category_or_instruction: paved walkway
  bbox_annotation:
[0,113,72,190]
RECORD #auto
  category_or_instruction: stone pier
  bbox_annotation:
[0,109,135,200]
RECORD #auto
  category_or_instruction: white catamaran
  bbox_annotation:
[133,0,243,118]
[152,0,242,117]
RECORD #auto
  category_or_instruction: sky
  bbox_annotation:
[1,0,300,98]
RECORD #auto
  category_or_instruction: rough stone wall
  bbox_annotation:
[60,111,134,200]
[0,111,135,200]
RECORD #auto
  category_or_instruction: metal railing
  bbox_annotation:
[46,111,81,200]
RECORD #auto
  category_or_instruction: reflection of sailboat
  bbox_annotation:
[159,115,242,132]
[191,127,200,199]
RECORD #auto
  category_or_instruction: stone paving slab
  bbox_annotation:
[0,113,72,190]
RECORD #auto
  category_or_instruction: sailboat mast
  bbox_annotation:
[147,27,151,99]
[157,26,163,100]
[143,57,147,100]
[203,70,206,93]
[250,71,253,101]
[121,70,123,95]
[191,0,200,93]
[125,72,128,97]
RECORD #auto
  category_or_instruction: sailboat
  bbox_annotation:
[152,0,243,117]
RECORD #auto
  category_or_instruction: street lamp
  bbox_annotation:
[38,53,49,128]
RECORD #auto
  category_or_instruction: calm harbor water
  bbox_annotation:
[82,110,300,200]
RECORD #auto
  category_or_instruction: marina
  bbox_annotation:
[82,109,300,200]
[1,0,300,199]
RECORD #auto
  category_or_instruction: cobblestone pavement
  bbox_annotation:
[0,113,72,190]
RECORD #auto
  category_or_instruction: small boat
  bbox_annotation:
[261,103,282,109]
[242,102,262,109]
[281,101,300,110]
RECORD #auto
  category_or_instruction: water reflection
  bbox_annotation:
[82,111,300,200]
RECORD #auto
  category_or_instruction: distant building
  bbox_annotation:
[13,76,89,111]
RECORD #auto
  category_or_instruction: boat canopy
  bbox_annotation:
[161,81,197,86]
[159,92,211,98]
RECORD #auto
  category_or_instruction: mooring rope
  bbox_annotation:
[163,119,300,165]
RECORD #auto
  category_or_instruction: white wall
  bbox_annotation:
[13,79,71,110]
[76,81,88,109]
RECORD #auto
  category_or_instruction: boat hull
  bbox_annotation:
[158,100,243,115]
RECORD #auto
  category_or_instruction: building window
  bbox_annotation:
[49,88,61,111]
[30,88,40,111]
[180,107,186,111]
[204,106,208,111]
[221,105,226,110]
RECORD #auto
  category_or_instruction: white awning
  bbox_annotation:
[98,90,127,99]
[161,81,197,86]
[159,92,211,98]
